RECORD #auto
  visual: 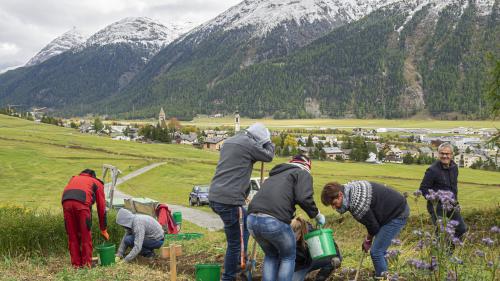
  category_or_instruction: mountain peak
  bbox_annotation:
[84,17,184,50]
[25,27,86,66]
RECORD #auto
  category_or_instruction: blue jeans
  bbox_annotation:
[370,217,407,276]
[210,202,249,281]
[123,235,164,257]
[247,214,296,281]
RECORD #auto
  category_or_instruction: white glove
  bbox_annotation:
[315,212,326,226]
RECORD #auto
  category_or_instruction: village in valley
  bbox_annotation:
[10,106,494,171]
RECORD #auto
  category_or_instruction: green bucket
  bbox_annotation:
[304,228,336,260]
[173,211,182,225]
[195,264,221,281]
[96,242,116,266]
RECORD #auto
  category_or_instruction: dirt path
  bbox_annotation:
[104,162,223,231]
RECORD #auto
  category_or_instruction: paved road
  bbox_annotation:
[104,162,223,231]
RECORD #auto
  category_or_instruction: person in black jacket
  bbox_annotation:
[247,155,325,281]
[321,181,409,277]
[419,142,467,240]
[291,216,341,281]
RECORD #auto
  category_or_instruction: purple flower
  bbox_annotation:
[445,225,456,236]
[475,250,485,257]
[413,190,422,197]
[391,239,402,246]
[487,261,494,267]
[451,237,463,246]
[408,258,431,270]
[425,190,438,201]
[491,226,500,234]
[385,249,401,260]
[415,240,425,250]
[482,237,495,247]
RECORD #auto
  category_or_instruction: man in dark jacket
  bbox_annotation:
[62,169,109,268]
[247,155,325,281]
[322,181,409,277]
[419,142,467,240]
[209,122,275,281]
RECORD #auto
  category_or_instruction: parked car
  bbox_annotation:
[244,177,267,205]
[188,177,267,207]
[189,185,210,206]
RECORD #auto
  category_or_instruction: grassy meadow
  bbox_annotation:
[0,114,499,280]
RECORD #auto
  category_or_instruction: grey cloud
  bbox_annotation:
[0,0,241,71]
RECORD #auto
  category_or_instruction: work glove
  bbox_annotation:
[100,229,110,240]
[362,238,372,253]
[315,212,326,226]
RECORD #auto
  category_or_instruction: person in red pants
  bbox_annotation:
[62,169,109,268]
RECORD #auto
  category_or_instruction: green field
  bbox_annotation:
[1,114,499,280]
[182,117,500,129]
[0,115,218,208]
[1,113,499,210]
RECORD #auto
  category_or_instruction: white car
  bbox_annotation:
[245,177,267,205]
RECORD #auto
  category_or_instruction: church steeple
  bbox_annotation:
[159,107,166,124]
[235,111,240,132]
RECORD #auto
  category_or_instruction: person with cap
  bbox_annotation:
[209,122,275,281]
[115,208,165,262]
[61,169,108,268]
[321,181,409,278]
[247,155,325,281]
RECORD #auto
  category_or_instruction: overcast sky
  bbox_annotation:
[0,0,240,71]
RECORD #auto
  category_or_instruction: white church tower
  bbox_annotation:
[235,111,240,132]
[159,107,166,124]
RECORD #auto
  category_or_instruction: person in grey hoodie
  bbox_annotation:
[209,122,275,281]
[115,208,164,262]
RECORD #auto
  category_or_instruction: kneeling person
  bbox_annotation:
[116,208,164,262]
[291,216,342,281]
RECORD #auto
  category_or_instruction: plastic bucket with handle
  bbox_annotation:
[195,264,221,281]
[95,242,116,266]
[173,211,182,226]
[304,228,336,260]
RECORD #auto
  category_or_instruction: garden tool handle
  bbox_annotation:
[239,207,246,270]
[354,250,367,281]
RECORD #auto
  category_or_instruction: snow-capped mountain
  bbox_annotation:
[83,17,188,57]
[25,27,86,66]
[192,0,402,39]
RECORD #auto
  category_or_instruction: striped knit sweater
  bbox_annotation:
[345,181,408,236]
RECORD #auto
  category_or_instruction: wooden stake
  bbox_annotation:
[170,244,177,281]
[160,244,183,280]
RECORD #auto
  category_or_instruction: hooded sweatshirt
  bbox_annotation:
[248,163,319,224]
[116,209,164,262]
[209,123,275,205]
